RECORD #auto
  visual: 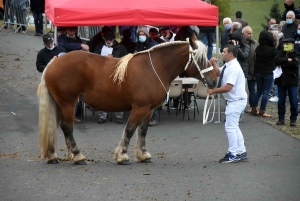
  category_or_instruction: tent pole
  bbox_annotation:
[215,25,221,123]
[54,26,57,45]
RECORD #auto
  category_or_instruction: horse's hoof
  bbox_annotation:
[47,158,60,164]
[117,160,131,165]
[141,158,152,163]
[74,160,87,165]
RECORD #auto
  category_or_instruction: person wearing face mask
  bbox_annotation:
[36,34,66,73]
[93,31,128,124]
[274,38,299,126]
[293,24,300,111]
[221,17,232,53]
[242,26,258,114]
[282,11,298,40]
[58,27,89,52]
[281,0,300,21]
[136,27,158,126]
[267,18,277,31]
[271,24,285,51]
[160,26,176,42]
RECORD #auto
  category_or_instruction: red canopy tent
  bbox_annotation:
[45,0,218,26]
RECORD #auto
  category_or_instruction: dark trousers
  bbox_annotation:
[247,79,256,107]
[32,11,43,34]
[277,85,298,122]
[254,73,273,111]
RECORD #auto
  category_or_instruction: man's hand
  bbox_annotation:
[288,58,292,62]
[207,88,214,95]
[107,54,113,57]
[81,44,89,51]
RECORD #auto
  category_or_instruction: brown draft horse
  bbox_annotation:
[37,40,217,165]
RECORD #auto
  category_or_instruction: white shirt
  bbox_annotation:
[160,32,176,42]
[219,58,248,101]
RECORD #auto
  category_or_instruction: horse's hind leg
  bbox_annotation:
[60,106,86,165]
[135,119,152,163]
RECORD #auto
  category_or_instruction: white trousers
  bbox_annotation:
[225,99,247,156]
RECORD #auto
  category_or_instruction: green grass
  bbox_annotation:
[229,0,285,40]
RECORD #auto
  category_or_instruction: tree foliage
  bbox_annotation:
[211,0,231,32]
[261,0,281,29]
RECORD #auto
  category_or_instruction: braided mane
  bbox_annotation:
[112,41,189,85]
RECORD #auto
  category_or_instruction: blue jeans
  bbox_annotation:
[277,85,298,122]
[254,73,273,111]
[151,109,157,121]
[247,80,256,107]
[32,12,43,34]
[200,32,214,60]
[4,0,14,24]
[270,81,278,97]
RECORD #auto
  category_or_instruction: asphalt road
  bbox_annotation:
[0,29,300,201]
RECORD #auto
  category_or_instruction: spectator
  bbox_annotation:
[274,38,299,127]
[279,20,287,28]
[233,11,248,28]
[242,26,258,114]
[220,17,232,53]
[12,0,30,33]
[30,0,45,36]
[120,28,136,53]
[230,22,242,34]
[267,18,277,31]
[251,30,278,117]
[229,30,250,122]
[58,27,89,52]
[89,26,111,53]
[136,27,158,126]
[36,34,66,73]
[294,24,300,107]
[281,0,300,21]
[119,26,137,42]
[282,11,298,40]
[160,26,176,42]
[3,0,14,29]
[94,31,128,124]
[149,28,165,44]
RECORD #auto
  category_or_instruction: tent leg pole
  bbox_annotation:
[214,25,221,123]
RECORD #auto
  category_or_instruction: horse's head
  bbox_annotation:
[185,38,218,88]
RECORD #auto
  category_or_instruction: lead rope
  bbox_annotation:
[203,94,216,124]
[148,52,170,101]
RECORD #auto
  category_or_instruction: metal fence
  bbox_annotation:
[0,0,30,33]
[78,26,103,41]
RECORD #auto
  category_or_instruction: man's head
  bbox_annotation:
[282,38,295,52]
[66,27,77,37]
[103,31,115,47]
[149,28,159,38]
[223,17,232,31]
[231,22,242,33]
[222,44,237,62]
[271,24,282,34]
[137,27,149,43]
[160,26,171,39]
[285,0,294,6]
[43,34,54,49]
[101,26,112,37]
[242,26,253,40]
[122,28,132,38]
[268,18,277,30]
[286,11,295,24]
[235,11,242,18]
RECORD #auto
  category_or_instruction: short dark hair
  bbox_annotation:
[224,44,238,57]
[236,11,242,18]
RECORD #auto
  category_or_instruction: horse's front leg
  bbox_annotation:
[114,108,151,165]
[134,120,152,163]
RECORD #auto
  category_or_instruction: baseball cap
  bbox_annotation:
[43,34,53,45]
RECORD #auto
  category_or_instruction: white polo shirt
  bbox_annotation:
[219,58,248,102]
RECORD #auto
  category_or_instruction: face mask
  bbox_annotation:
[297,30,300,35]
[139,35,147,43]
[47,46,55,51]
[273,30,278,35]
[286,19,293,24]
[270,24,274,29]
[225,24,231,30]
[283,44,294,52]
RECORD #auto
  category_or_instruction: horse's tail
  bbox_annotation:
[37,59,59,159]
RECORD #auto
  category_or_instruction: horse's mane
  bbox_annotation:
[112,41,189,85]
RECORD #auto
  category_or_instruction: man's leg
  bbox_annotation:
[115,112,124,124]
[38,12,43,34]
[149,109,157,126]
[98,111,107,123]
[288,86,298,124]
[247,79,256,107]
[277,85,287,123]
[207,32,214,60]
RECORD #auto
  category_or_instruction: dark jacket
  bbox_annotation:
[230,31,250,77]
[36,46,66,72]
[136,37,157,52]
[220,29,231,53]
[246,38,258,80]
[152,37,165,44]
[254,31,277,74]
[94,41,128,58]
[274,50,299,86]
[30,0,44,13]
[174,26,195,42]
[120,38,136,53]
[282,22,298,40]
[233,18,248,28]
[281,3,300,20]
[89,32,104,53]
[58,34,82,52]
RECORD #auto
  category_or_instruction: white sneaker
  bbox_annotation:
[269,96,278,102]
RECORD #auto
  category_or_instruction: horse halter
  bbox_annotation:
[184,46,214,87]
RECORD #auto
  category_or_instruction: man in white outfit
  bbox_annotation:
[207,44,249,163]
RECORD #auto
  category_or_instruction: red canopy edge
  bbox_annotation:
[45,0,219,26]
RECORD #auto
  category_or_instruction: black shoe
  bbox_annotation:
[290,121,297,127]
[98,118,106,124]
[276,120,285,125]
[236,152,249,161]
[219,152,240,163]
[116,118,123,124]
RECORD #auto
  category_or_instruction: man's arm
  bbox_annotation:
[209,57,221,76]
[207,83,233,95]
[36,52,46,73]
